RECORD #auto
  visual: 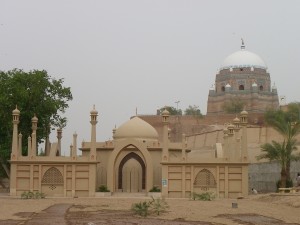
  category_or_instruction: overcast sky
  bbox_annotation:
[1,0,300,155]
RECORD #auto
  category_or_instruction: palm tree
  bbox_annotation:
[258,139,298,188]
[258,109,300,188]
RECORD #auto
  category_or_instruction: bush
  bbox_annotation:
[97,185,110,192]
[150,197,169,215]
[131,201,152,217]
[191,192,215,201]
[131,197,169,217]
[21,191,45,199]
[149,186,161,192]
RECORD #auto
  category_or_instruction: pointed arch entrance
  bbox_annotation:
[118,152,145,192]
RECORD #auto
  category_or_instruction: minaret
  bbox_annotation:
[233,116,241,160]
[18,133,22,156]
[11,106,20,159]
[57,128,62,156]
[240,110,248,161]
[161,108,170,162]
[227,124,234,161]
[223,127,229,160]
[72,132,77,158]
[31,115,38,156]
[90,105,98,160]
[181,133,186,162]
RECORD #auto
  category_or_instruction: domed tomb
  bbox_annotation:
[207,41,279,117]
[114,116,159,141]
[220,49,267,70]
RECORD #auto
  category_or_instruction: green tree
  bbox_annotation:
[257,109,300,188]
[0,69,73,177]
[159,106,182,115]
[223,97,245,114]
[184,105,203,117]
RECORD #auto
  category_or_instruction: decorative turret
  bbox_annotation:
[72,132,77,158]
[90,105,98,160]
[252,82,258,92]
[57,128,62,156]
[31,115,38,156]
[181,133,186,161]
[225,83,231,92]
[240,110,248,161]
[11,106,20,159]
[223,127,229,160]
[233,116,240,132]
[161,108,170,162]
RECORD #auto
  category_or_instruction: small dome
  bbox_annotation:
[241,110,248,115]
[31,114,38,122]
[233,117,240,123]
[220,47,267,70]
[12,106,20,115]
[162,109,170,116]
[114,117,159,140]
[252,82,258,87]
[90,105,98,115]
[225,83,231,88]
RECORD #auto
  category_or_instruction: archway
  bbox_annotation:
[118,152,145,192]
[239,85,244,90]
[259,85,263,91]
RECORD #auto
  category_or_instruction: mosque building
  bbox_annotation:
[9,106,249,198]
[207,41,279,116]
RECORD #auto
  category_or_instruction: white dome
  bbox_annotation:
[220,49,267,70]
[114,117,159,140]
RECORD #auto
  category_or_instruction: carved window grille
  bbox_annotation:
[42,167,64,185]
[194,169,216,187]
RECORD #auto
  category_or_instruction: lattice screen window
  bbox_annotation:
[42,167,64,185]
[194,169,216,187]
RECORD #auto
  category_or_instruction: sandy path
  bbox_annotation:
[0,194,299,225]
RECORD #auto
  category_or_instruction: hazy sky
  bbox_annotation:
[1,1,300,155]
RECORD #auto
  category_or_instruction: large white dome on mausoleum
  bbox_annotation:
[220,46,267,70]
[114,116,159,140]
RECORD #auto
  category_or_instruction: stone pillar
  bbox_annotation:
[11,106,20,160]
[161,108,170,197]
[18,133,22,156]
[31,115,38,156]
[27,136,32,156]
[223,127,229,161]
[240,110,248,162]
[161,109,170,162]
[72,132,77,158]
[181,134,186,162]
[90,105,98,161]
[233,117,241,160]
[57,128,62,156]
[227,124,234,161]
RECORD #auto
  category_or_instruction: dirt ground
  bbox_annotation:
[0,193,300,225]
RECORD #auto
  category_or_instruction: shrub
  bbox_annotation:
[191,192,215,201]
[150,197,169,215]
[131,197,169,217]
[21,191,45,199]
[149,186,161,192]
[97,185,110,192]
[131,201,151,217]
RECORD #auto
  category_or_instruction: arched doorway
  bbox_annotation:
[118,152,145,192]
